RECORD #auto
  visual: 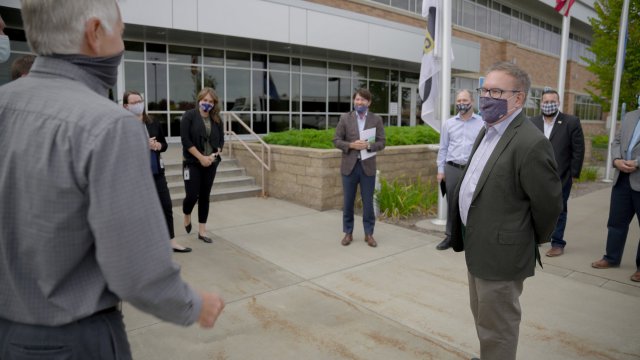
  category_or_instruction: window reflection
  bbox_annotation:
[302,114,326,130]
[169,64,200,111]
[269,72,290,111]
[270,114,290,133]
[203,67,224,105]
[124,62,145,101]
[252,70,267,112]
[369,81,389,114]
[227,68,251,111]
[302,75,326,112]
[147,63,167,111]
[328,77,350,113]
[169,45,200,64]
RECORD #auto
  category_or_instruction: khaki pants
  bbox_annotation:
[468,272,524,360]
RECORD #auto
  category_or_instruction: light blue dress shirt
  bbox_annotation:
[437,113,484,173]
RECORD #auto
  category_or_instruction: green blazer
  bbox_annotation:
[450,112,563,281]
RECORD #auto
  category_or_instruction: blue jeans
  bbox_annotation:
[550,179,573,248]
[342,161,376,235]
[603,172,640,268]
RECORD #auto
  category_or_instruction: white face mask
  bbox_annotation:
[0,35,10,63]
[127,102,145,116]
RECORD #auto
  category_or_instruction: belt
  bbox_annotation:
[446,161,466,169]
[91,306,118,317]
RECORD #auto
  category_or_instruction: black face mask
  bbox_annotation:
[53,50,124,88]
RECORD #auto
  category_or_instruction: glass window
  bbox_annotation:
[352,65,367,79]
[329,62,351,77]
[146,43,167,62]
[124,62,145,99]
[400,71,419,84]
[269,55,290,71]
[252,70,268,112]
[253,113,268,134]
[252,53,267,69]
[391,0,409,11]
[292,114,301,130]
[476,5,488,33]
[390,70,399,82]
[226,51,251,68]
[169,64,200,111]
[269,72,290,112]
[370,67,388,81]
[292,58,301,72]
[124,41,144,60]
[301,75,326,112]
[369,81,389,114]
[292,74,301,112]
[328,115,340,129]
[462,1,475,29]
[147,63,167,111]
[203,67,224,102]
[168,45,200,64]
[302,59,327,75]
[500,14,511,40]
[328,77,351,113]
[269,114,290,133]
[226,68,251,111]
[203,48,224,66]
[302,114,326,130]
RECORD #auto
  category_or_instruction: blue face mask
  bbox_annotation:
[199,102,214,112]
[479,96,508,124]
[355,105,368,115]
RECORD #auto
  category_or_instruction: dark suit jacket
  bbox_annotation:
[180,108,224,165]
[530,112,585,184]
[612,109,640,190]
[333,111,385,176]
[450,112,563,281]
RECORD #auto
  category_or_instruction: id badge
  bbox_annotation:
[184,167,190,180]
[159,158,165,169]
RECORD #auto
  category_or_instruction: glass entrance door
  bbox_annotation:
[398,83,420,126]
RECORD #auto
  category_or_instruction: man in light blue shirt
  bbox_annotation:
[435,89,483,250]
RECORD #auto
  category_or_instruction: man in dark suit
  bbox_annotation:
[530,88,585,257]
[450,62,563,360]
[333,88,386,247]
[592,109,640,282]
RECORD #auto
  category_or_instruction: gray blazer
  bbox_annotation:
[612,109,640,190]
[333,111,386,176]
[450,112,563,281]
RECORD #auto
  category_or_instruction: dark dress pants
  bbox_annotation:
[0,309,131,360]
[183,162,219,224]
[604,172,640,268]
[550,178,573,248]
[444,163,464,238]
[342,160,375,235]
[154,173,174,238]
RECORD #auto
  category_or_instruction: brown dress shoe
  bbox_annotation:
[591,259,612,269]
[631,271,640,282]
[364,234,377,248]
[546,247,564,257]
[341,233,353,246]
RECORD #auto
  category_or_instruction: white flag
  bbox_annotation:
[419,0,440,132]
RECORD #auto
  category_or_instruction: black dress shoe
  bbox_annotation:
[185,223,192,234]
[173,247,192,253]
[198,234,212,243]
[436,237,451,250]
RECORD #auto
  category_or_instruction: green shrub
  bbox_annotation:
[576,166,599,183]
[592,135,609,149]
[376,176,438,219]
[262,125,440,149]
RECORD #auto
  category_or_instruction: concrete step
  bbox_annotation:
[164,167,246,183]
[170,185,263,206]
[167,175,256,192]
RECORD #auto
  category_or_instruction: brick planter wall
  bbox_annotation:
[229,143,439,210]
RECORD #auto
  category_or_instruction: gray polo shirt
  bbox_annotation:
[0,56,201,326]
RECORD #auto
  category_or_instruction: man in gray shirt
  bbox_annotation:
[0,1,223,358]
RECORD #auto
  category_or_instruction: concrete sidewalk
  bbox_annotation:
[125,186,640,360]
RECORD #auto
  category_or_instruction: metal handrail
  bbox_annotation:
[221,112,271,197]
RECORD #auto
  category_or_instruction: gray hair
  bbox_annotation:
[486,61,531,102]
[21,0,119,55]
[455,89,474,102]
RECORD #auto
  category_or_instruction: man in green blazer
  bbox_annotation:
[450,62,563,360]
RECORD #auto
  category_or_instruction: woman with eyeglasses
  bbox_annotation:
[180,87,224,244]
[123,90,191,253]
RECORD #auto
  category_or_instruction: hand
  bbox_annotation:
[614,159,637,173]
[350,140,368,150]
[197,291,225,328]
[437,173,445,182]
[199,156,212,167]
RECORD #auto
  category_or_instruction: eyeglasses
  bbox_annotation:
[475,88,521,99]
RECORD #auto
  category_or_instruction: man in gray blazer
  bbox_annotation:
[333,88,386,247]
[592,109,640,282]
[530,88,585,257]
[450,62,563,360]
